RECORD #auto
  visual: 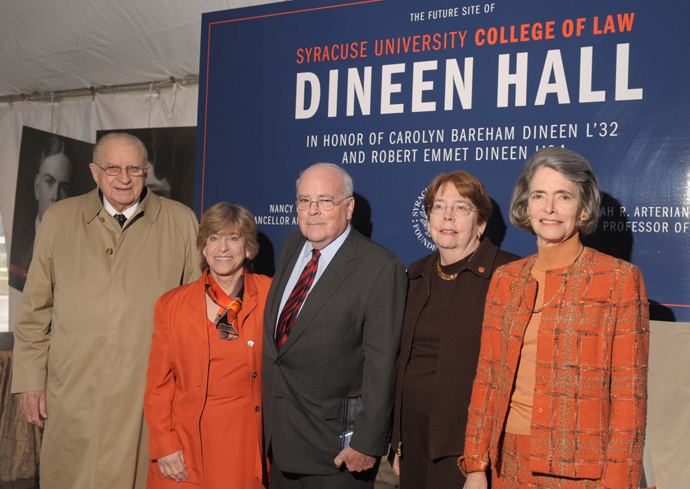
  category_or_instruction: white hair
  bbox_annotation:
[93,132,148,166]
[296,163,354,199]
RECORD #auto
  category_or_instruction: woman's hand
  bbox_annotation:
[392,453,400,476]
[157,450,189,482]
[463,471,488,489]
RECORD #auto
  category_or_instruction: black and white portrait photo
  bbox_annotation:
[8,127,95,291]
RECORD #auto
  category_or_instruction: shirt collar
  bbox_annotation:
[101,187,148,219]
[86,187,160,225]
[303,224,351,263]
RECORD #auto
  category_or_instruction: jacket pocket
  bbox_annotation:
[322,398,344,420]
[46,326,67,384]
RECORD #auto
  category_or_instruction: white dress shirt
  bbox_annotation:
[102,195,139,222]
[275,225,352,333]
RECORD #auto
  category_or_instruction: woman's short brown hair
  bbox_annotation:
[509,147,600,235]
[197,202,260,271]
[424,171,492,225]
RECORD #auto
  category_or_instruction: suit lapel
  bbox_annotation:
[265,234,306,356]
[277,230,358,357]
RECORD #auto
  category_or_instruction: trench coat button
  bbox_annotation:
[99,217,105,223]
[247,340,254,347]
[255,406,260,412]
[275,360,281,366]
[537,408,544,414]
[106,248,114,255]
[253,372,257,378]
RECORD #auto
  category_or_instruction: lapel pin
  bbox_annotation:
[478,267,485,273]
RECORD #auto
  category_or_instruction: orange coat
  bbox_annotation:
[144,272,271,485]
[461,247,650,489]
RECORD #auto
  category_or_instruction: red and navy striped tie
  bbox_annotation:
[275,249,321,351]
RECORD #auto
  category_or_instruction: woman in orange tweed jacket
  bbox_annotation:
[460,147,651,489]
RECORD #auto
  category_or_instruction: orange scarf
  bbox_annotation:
[204,268,244,340]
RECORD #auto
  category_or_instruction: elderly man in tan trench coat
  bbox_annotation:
[11,133,200,489]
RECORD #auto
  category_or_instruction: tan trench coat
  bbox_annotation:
[12,188,200,489]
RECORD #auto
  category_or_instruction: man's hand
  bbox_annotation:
[463,471,488,489]
[19,390,47,428]
[157,450,189,482]
[392,453,400,476]
[334,445,377,472]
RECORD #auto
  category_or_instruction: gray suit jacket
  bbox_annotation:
[262,228,407,475]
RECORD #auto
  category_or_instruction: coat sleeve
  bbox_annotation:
[601,266,650,489]
[459,272,504,475]
[348,256,408,458]
[180,207,201,284]
[144,295,184,460]
[11,207,59,393]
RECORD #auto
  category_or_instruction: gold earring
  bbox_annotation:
[476,232,481,241]
[580,213,588,222]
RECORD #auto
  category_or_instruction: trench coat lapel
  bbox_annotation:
[277,230,357,357]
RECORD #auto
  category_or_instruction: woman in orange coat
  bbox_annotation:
[461,148,651,489]
[145,202,271,488]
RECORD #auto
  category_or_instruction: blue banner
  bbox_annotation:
[197,0,690,321]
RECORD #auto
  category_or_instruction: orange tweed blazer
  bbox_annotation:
[461,247,649,489]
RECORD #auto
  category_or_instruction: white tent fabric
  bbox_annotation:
[0,84,199,328]
[0,0,284,326]
[0,0,280,97]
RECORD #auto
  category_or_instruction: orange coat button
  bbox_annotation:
[106,248,114,255]
[541,380,547,386]
[538,408,544,414]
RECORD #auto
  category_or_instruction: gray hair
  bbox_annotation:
[510,147,601,235]
[93,132,148,167]
[296,163,354,199]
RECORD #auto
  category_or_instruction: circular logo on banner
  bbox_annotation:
[411,188,437,251]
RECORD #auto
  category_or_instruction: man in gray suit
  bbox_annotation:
[263,163,407,488]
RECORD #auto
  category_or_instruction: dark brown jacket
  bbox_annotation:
[390,238,518,460]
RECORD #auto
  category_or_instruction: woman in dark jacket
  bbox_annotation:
[390,171,518,488]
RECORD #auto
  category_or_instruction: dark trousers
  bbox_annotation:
[269,459,379,489]
[399,407,466,489]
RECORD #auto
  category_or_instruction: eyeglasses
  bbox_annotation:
[427,202,476,217]
[296,196,350,211]
[96,165,147,177]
